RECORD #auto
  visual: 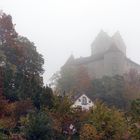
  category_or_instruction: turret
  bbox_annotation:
[91,30,126,56]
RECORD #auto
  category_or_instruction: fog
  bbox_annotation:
[1,0,140,84]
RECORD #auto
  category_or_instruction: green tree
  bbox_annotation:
[40,86,54,109]
[0,11,44,101]
[131,99,140,121]
[129,99,140,139]
[25,111,53,140]
[92,75,126,109]
[57,66,77,93]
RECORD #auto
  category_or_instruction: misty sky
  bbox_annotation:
[1,0,140,84]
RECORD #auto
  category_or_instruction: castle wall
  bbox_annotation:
[91,39,112,56]
[74,52,127,80]
[125,59,140,74]
[63,54,140,81]
[84,58,104,79]
[63,31,140,80]
[104,52,125,77]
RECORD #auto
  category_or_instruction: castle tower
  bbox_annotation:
[112,31,126,56]
[62,30,140,82]
[103,43,125,76]
[91,30,112,56]
[91,30,126,56]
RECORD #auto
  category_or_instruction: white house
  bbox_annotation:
[71,94,94,110]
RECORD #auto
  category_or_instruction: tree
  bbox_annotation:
[131,99,140,121]
[124,69,140,101]
[129,99,140,139]
[80,124,98,140]
[0,11,47,138]
[16,36,44,75]
[0,11,44,101]
[88,101,127,140]
[92,75,126,109]
[0,11,44,75]
[74,66,92,93]
[57,66,77,93]
[40,86,54,109]
[25,111,53,140]
[55,65,92,95]
[0,12,17,47]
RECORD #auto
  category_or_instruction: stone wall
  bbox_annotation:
[125,59,140,74]
[104,51,125,77]
[85,58,104,79]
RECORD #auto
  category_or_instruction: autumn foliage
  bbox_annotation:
[0,11,140,140]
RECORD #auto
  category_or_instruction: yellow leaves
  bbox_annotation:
[80,124,98,140]
[88,101,127,139]
[20,115,29,126]
[0,100,33,129]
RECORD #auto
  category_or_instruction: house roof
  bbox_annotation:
[71,92,94,102]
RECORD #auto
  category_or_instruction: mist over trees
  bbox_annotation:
[0,11,140,140]
[53,66,140,109]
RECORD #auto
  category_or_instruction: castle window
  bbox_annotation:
[82,97,87,105]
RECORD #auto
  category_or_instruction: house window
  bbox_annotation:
[78,99,81,102]
[82,97,87,105]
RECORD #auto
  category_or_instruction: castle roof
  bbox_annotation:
[64,54,74,65]
[68,54,104,66]
[91,30,126,56]
[112,31,126,54]
[126,58,140,67]
[91,30,112,55]
[105,43,123,53]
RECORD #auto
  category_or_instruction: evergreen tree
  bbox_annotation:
[25,111,54,140]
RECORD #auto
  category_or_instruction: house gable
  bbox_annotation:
[72,94,94,110]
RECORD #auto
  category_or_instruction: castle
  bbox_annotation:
[62,30,140,79]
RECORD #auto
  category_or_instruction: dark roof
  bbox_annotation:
[71,92,94,102]
[71,42,125,66]
[72,53,104,65]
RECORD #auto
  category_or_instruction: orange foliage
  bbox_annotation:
[80,124,98,140]
[74,66,92,92]
[0,100,33,129]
